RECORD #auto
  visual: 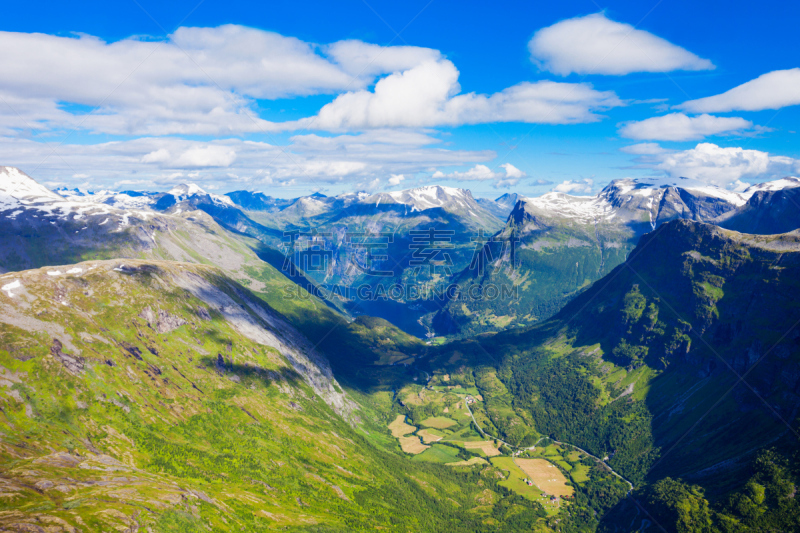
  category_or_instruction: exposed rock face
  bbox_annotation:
[718,187,800,235]
[50,339,84,374]
[172,270,358,419]
[138,306,188,333]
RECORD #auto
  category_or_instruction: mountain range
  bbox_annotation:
[23,169,800,341]
[2,165,800,532]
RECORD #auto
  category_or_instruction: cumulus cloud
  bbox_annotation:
[172,146,238,168]
[553,178,594,194]
[323,40,442,78]
[619,113,754,141]
[388,174,405,186]
[500,163,524,179]
[529,13,714,76]
[630,142,800,188]
[0,25,627,137]
[0,26,446,136]
[432,163,526,189]
[306,60,622,129]
[678,68,800,113]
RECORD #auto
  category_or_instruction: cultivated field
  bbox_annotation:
[447,457,488,467]
[417,429,443,443]
[420,416,457,429]
[388,415,429,454]
[515,458,573,497]
[388,415,416,438]
[398,436,429,454]
[461,440,501,457]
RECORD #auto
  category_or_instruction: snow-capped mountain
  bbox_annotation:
[436,175,800,338]
[1,166,65,210]
[0,166,155,227]
[159,183,235,210]
[56,187,161,210]
[507,177,789,232]
[363,185,481,214]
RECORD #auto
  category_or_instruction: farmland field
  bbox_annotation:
[388,414,416,438]
[515,458,573,498]
[399,435,429,454]
[420,416,457,429]
[417,429,443,443]
[461,440,501,457]
[413,444,460,463]
[447,457,489,467]
[489,457,545,504]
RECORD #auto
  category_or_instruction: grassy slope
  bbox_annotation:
[0,260,551,532]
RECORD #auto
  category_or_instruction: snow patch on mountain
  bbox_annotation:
[168,183,235,207]
[682,186,747,207]
[363,185,479,214]
[523,191,616,224]
[742,177,800,195]
[0,167,64,209]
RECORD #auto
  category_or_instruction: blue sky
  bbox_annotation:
[1,0,799,198]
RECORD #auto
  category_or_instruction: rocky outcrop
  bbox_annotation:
[50,338,84,374]
[139,306,188,333]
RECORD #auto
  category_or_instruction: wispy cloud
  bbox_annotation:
[553,178,594,194]
[0,133,496,191]
[678,68,800,112]
[432,163,526,189]
[528,13,714,76]
[619,113,755,141]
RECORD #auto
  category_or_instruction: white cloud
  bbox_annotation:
[620,143,667,155]
[172,146,237,168]
[0,26,625,136]
[142,149,171,164]
[619,113,754,141]
[388,174,405,186]
[290,130,440,149]
[323,40,442,78]
[678,68,800,113]
[432,163,526,189]
[632,142,800,188]
[553,178,594,194]
[0,26,445,136]
[500,163,524,179]
[0,132,496,192]
[306,60,622,129]
[529,13,714,76]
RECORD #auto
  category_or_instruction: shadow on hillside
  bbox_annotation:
[198,355,305,389]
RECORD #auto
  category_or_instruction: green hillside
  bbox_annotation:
[398,220,800,531]
[0,260,551,532]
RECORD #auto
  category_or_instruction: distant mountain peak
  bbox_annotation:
[742,176,800,194]
[167,183,207,197]
[0,166,64,209]
[370,184,475,212]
